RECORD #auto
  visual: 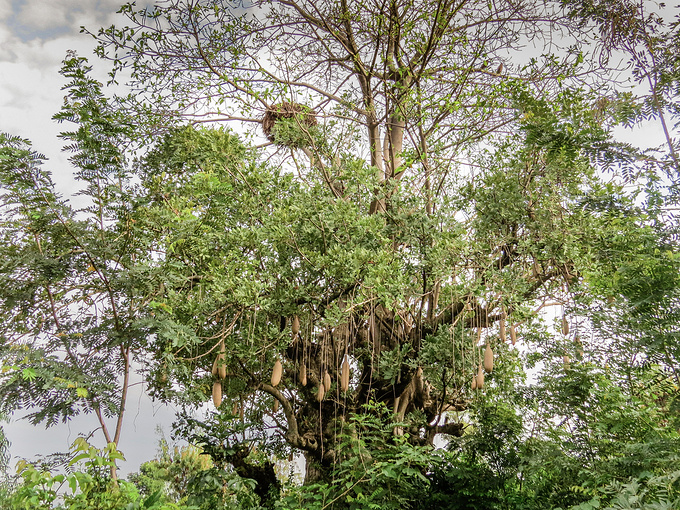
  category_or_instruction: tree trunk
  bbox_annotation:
[303,451,326,484]
[229,449,281,508]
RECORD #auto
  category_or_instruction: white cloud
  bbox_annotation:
[0,61,45,108]
[0,18,18,60]
[0,0,12,22]
[16,0,78,32]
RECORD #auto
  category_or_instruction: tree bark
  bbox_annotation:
[229,448,282,508]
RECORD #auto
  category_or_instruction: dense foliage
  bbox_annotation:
[1,0,680,508]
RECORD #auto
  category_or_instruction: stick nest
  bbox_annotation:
[262,102,318,146]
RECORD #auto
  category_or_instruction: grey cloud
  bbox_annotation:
[11,0,125,42]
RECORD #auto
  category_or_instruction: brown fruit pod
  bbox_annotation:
[476,364,485,389]
[212,381,222,408]
[317,383,325,402]
[217,355,227,380]
[159,363,168,383]
[483,344,494,373]
[509,324,517,345]
[218,340,227,379]
[232,402,239,416]
[211,358,218,377]
[471,375,477,390]
[341,356,350,392]
[323,371,332,392]
[300,364,307,386]
[292,315,300,335]
[271,359,283,387]
[499,317,507,343]
[562,317,570,336]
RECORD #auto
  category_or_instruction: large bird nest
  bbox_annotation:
[262,102,318,148]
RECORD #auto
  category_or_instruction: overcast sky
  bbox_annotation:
[1,0,176,476]
[0,0,138,196]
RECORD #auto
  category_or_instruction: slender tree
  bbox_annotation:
[0,55,141,479]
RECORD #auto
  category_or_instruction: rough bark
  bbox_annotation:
[229,448,282,508]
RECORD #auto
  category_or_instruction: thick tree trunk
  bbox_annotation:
[304,451,326,484]
[229,449,281,508]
